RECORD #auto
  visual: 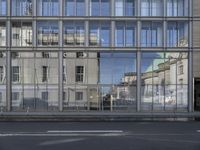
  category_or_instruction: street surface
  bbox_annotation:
[0,121,200,150]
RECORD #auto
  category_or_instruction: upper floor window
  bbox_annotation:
[167,21,188,47]
[76,66,84,82]
[141,0,163,16]
[12,66,20,83]
[12,22,32,47]
[38,0,59,16]
[65,0,85,16]
[167,0,188,16]
[141,22,163,47]
[115,0,135,16]
[64,21,85,46]
[37,21,59,46]
[12,0,32,16]
[89,21,110,46]
[90,0,110,16]
[0,66,5,83]
[115,21,136,47]
[0,22,6,46]
[42,66,48,82]
[0,0,6,16]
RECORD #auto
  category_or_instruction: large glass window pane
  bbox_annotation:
[12,0,32,16]
[115,23,124,47]
[12,22,32,47]
[37,21,59,46]
[0,22,6,46]
[11,52,59,112]
[141,52,188,112]
[38,0,59,16]
[89,22,110,46]
[0,0,6,16]
[64,21,85,46]
[141,22,163,47]
[141,0,163,16]
[167,0,188,16]
[99,52,137,111]
[167,21,188,47]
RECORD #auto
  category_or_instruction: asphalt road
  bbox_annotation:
[0,121,200,150]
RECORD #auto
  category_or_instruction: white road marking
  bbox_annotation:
[40,138,85,146]
[47,130,123,133]
[197,130,200,132]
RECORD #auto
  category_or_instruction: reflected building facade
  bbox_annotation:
[0,0,200,113]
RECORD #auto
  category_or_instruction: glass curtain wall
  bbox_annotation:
[141,0,163,16]
[115,0,135,16]
[0,0,6,16]
[141,52,188,111]
[0,52,6,111]
[12,0,32,16]
[167,0,188,16]
[89,21,110,46]
[12,22,32,47]
[64,0,85,16]
[11,52,59,112]
[115,21,136,47]
[37,0,59,16]
[167,21,188,47]
[90,0,110,16]
[64,21,85,46]
[37,21,59,46]
[141,22,163,47]
[0,22,6,46]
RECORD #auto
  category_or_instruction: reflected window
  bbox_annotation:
[12,66,20,83]
[42,66,48,82]
[141,0,163,16]
[37,21,59,46]
[167,21,188,47]
[115,0,135,16]
[76,66,84,82]
[75,92,83,100]
[0,22,6,46]
[41,92,48,101]
[141,22,163,47]
[0,0,6,16]
[0,66,4,83]
[12,22,32,46]
[12,0,32,16]
[64,21,85,46]
[65,0,85,16]
[115,22,136,47]
[167,0,188,16]
[38,0,59,16]
[89,22,110,46]
[90,0,110,16]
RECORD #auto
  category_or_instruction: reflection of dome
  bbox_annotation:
[145,53,164,72]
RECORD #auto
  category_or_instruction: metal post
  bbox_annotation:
[136,21,141,112]
[85,21,89,47]
[188,0,193,112]
[58,20,63,112]
[6,0,11,112]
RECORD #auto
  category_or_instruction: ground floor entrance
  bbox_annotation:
[194,78,200,111]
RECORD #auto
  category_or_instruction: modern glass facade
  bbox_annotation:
[0,0,199,113]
